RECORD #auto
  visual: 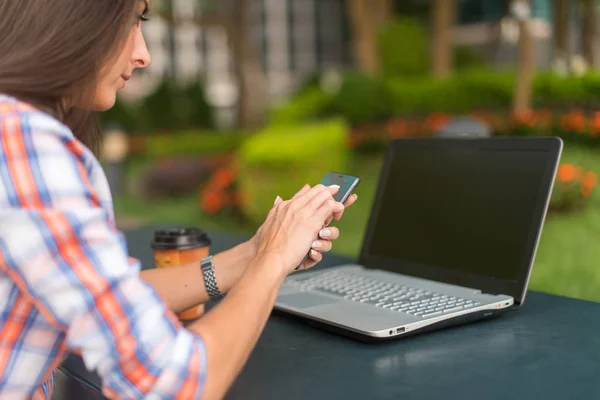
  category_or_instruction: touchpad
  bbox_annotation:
[278,292,340,309]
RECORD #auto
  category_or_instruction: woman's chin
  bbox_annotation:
[91,92,117,112]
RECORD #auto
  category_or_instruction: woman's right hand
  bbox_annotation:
[253,184,344,278]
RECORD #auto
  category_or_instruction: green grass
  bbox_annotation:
[115,144,600,303]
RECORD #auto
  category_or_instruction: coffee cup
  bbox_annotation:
[151,227,212,321]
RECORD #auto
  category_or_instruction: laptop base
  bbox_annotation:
[273,307,512,343]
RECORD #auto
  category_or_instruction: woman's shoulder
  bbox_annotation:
[0,94,74,141]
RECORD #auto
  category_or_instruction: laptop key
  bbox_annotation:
[423,311,442,318]
[443,306,464,313]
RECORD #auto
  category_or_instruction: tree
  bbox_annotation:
[553,0,570,72]
[431,0,456,79]
[581,0,597,68]
[346,0,394,75]
[158,0,269,130]
[513,0,535,112]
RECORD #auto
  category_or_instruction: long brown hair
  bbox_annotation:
[0,0,140,155]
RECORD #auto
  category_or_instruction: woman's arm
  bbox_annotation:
[139,241,255,314]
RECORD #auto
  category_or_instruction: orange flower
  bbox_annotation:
[592,112,600,136]
[425,113,451,132]
[512,109,536,128]
[557,164,580,182]
[386,118,408,138]
[583,171,598,189]
[536,108,553,128]
[201,191,222,214]
[560,110,587,133]
[213,167,235,188]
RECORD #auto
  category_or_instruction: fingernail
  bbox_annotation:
[319,229,331,237]
[310,249,318,256]
[274,196,282,205]
[312,240,322,248]
[329,185,340,189]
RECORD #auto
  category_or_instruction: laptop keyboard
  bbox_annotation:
[287,270,481,318]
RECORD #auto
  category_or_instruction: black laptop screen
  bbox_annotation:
[361,140,554,285]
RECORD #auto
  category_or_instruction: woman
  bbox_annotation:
[0,0,357,399]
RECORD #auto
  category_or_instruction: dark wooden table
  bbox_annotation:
[57,226,600,400]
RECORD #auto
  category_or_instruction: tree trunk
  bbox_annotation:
[581,0,597,67]
[347,0,382,75]
[553,0,569,69]
[373,0,394,27]
[431,0,456,79]
[514,0,535,112]
[158,1,269,130]
[230,0,268,130]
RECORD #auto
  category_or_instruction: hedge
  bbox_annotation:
[237,118,349,223]
[270,69,600,128]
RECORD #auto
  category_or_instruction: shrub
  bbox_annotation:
[237,119,349,223]
[101,79,215,135]
[145,131,242,158]
[550,163,598,213]
[378,18,429,78]
[270,86,333,125]
[329,71,393,125]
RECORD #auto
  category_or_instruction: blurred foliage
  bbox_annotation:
[100,79,214,134]
[454,46,488,70]
[237,119,348,223]
[145,131,242,158]
[270,86,334,125]
[551,163,598,213]
[329,71,394,125]
[378,18,430,78]
[273,69,600,127]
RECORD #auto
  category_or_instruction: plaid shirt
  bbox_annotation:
[0,95,206,399]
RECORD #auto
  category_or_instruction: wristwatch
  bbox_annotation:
[200,255,224,301]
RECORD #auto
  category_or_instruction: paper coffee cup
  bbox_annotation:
[151,228,212,321]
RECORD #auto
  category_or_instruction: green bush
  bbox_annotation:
[270,86,333,124]
[267,69,600,133]
[100,79,215,135]
[329,71,393,125]
[455,46,488,70]
[237,119,349,223]
[378,18,430,78]
[138,79,214,133]
[145,131,242,158]
[387,69,515,115]
[99,98,140,133]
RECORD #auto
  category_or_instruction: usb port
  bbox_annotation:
[396,327,405,334]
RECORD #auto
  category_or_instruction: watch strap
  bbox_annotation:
[200,255,224,301]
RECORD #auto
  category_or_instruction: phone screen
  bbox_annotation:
[320,172,360,203]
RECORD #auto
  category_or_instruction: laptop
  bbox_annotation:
[274,137,563,341]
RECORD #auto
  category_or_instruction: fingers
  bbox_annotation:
[307,187,342,217]
[332,194,357,221]
[311,239,332,253]
[313,197,344,226]
[344,193,358,208]
[303,249,322,269]
[291,184,311,200]
[318,226,339,240]
[294,184,340,209]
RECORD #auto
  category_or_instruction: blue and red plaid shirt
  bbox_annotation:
[0,95,206,399]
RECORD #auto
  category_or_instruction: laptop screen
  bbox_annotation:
[359,138,561,302]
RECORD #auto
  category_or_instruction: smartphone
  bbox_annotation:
[296,172,360,270]
[320,171,361,205]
